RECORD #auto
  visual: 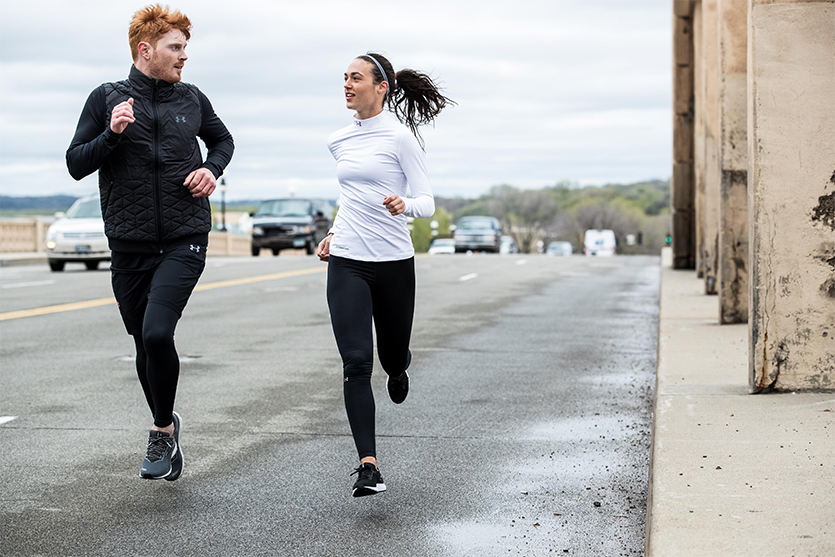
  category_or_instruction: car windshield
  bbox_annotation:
[65,199,102,219]
[458,219,494,230]
[433,239,454,247]
[256,200,312,217]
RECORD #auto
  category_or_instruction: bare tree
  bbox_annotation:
[487,185,558,253]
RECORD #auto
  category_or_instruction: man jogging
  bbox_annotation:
[66,4,234,480]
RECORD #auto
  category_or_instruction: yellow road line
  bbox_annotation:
[0,266,326,322]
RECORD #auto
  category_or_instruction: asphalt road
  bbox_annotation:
[0,253,659,556]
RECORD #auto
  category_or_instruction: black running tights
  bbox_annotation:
[326,255,415,459]
[132,303,181,429]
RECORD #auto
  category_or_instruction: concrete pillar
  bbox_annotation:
[700,0,721,294]
[692,1,706,278]
[748,0,835,391]
[717,0,748,323]
[672,0,697,269]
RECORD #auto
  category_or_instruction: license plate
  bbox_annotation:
[75,244,91,253]
[293,238,306,247]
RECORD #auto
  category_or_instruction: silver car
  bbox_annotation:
[45,195,109,271]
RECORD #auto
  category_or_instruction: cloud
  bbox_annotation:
[0,0,671,200]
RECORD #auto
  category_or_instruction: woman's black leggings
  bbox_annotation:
[327,255,415,460]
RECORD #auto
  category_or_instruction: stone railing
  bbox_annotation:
[1,218,253,256]
[0,218,51,253]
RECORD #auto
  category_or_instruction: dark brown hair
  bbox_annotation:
[358,53,455,147]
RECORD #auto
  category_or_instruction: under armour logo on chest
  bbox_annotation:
[190,244,201,253]
[175,116,187,123]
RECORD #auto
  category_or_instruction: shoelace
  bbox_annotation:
[351,464,375,480]
[146,435,174,462]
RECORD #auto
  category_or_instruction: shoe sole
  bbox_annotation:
[352,483,387,497]
[165,412,184,482]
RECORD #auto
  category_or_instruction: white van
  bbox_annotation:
[584,229,616,256]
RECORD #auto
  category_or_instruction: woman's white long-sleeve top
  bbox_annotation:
[327,111,435,262]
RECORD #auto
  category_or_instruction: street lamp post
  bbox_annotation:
[219,178,227,232]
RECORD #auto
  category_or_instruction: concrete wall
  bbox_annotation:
[717,0,749,323]
[748,0,835,391]
[700,0,721,294]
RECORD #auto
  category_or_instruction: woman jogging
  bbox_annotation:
[318,52,453,497]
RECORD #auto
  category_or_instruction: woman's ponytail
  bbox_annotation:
[359,53,455,147]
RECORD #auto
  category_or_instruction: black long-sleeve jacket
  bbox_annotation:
[66,66,234,252]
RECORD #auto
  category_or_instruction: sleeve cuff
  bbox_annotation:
[103,128,122,148]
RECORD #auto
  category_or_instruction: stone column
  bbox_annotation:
[748,0,835,391]
[693,1,706,278]
[717,0,748,323]
[700,0,721,294]
[671,0,697,269]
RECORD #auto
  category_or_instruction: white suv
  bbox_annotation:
[45,194,110,271]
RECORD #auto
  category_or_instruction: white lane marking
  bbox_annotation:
[0,416,18,425]
[2,280,55,289]
[516,259,527,266]
[459,273,478,282]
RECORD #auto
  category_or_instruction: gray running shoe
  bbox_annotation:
[165,412,184,482]
[139,430,177,480]
[386,350,412,404]
[351,463,386,497]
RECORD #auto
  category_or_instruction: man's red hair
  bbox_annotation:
[128,4,192,62]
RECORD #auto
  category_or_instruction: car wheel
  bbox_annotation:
[251,246,260,257]
[49,260,65,272]
[85,261,99,271]
[271,248,280,256]
[305,239,315,255]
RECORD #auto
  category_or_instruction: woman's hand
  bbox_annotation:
[317,234,333,262]
[383,194,405,216]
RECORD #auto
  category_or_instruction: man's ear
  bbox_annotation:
[138,41,152,60]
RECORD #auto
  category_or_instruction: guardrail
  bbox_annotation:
[0,218,51,253]
[1,218,252,256]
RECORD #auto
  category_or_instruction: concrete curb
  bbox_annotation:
[646,248,834,555]
[0,253,47,267]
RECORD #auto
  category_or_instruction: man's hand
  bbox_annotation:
[183,168,217,198]
[110,98,135,134]
[317,234,333,262]
[383,194,405,216]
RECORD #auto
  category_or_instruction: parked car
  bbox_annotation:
[45,194,109,272]
[584,229,617,256]
[428,238,455,255]
[251,198,332,256]
[546,241,574,256]
[454,216,502,253]
[500,235,518,254]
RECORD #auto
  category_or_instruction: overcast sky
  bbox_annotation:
[0,0,671,201]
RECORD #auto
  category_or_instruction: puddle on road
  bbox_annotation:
[521,415,629,442]
[430,520,570,556]
[114,355,201,363]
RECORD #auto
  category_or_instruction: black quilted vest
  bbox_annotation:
[99,66,210,242]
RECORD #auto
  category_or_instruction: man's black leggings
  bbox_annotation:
[111,244,206,428]
[326,255,415,460]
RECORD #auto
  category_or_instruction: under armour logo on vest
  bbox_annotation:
[175,116,187,123]
[190,244,201,253]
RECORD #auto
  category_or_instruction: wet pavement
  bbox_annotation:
[0,254,659,556]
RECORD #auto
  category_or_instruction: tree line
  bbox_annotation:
[411,179,671,254]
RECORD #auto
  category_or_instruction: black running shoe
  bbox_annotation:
[351,463,386,497]
[165,412,184,482]
[386,350,411,404]
[139,430,178,480]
